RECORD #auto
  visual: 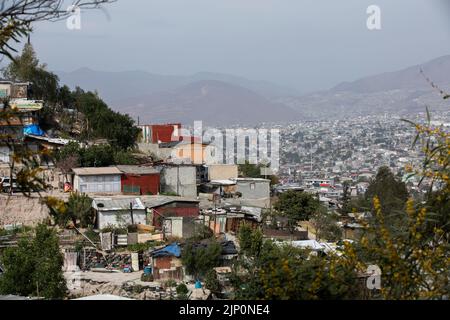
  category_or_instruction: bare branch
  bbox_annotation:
[0,0,116,60]
[420,68,450,100]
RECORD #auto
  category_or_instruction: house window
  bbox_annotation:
[250,183,255,190]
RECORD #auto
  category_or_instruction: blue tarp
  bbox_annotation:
[151,243,181,258]
[23,124,45,136]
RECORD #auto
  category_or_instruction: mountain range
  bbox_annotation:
[57,55,450,125]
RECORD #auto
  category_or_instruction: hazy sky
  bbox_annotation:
[22,0,450,93]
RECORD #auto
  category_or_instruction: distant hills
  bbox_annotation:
[332,55,450,94]
[110,80,299,125]
[57,68,298,102]
[277,55,450,120]
[57,54,450,125]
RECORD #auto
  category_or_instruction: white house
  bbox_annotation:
[72,167,122,194]
[92,196,147,229]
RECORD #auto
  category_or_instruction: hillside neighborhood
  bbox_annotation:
[0,74,448,300]
[0,1,448,303]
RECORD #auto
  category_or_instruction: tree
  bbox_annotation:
[113,150,138,165]
[365,166,408,214]
[238,224,263,258]
[351,196,448,299]
[176,283,189,300]
[55,142,81,181]
[347,108,450,300]
[56,142,139,168]
[339,181,352,215]
[3,43,59,104]
[238,161,279,185]
[3,44,139,148]
[0,224,67,299]
[189,224,214,242]
[231,227,361,300]
[273,191,320,233]
[239,161,262,178]
[205,269,221,294]
[181,240,222,279]
[80,144,115,167]
[73,90,140,150]
[163,279,177,300]
[311,207,342,242]
[67,192,93,228]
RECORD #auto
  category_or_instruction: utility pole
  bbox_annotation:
[177,165,180,195]
[130,202,134,225]
[213,194,217,235]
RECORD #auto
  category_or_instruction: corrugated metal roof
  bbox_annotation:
[140,195,199,208]
[72,167,122,176]
[92,197,145,211]
[233,178,270,182]
[209,179,236,186]
[116,165,159,175]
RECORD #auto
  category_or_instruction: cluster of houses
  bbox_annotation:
[62,156,274,297]
[0,80,356,299]
[0,80,73,151]
[67,163,271,240]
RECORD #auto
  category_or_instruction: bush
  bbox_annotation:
[67,192,93,228]
[141,273,154,282]
[181,240,222,279]
[205,269,221,293]
[100,224,127,234]
[176,283,189,300]
[0,224,67,299]
[83,227,100,243]
[189,224,214,241]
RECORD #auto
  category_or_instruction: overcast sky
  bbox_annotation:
[22,0,450,93]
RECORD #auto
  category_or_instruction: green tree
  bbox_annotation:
[67,192,93,228]
[238,224,263,257]
[189,224,214,242]
[176,283,189,300]
[181,240,222,279]
[352,196,448,299]
[205,269,221,294]
[273,191,320,233]
[311,207,342,242]
[365,166,408,215]
[113,150,139,165]
[56,142,138,168]
[339,181,352,215]
[239,161,262,178]
[3,44,139,148]
[80,144,115,167]
[238,161,279,185]
[232,228,360,300]
[73,90,139,150]
[3,43,59,103]
[349,108,450,300]
[0,224,67,299]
